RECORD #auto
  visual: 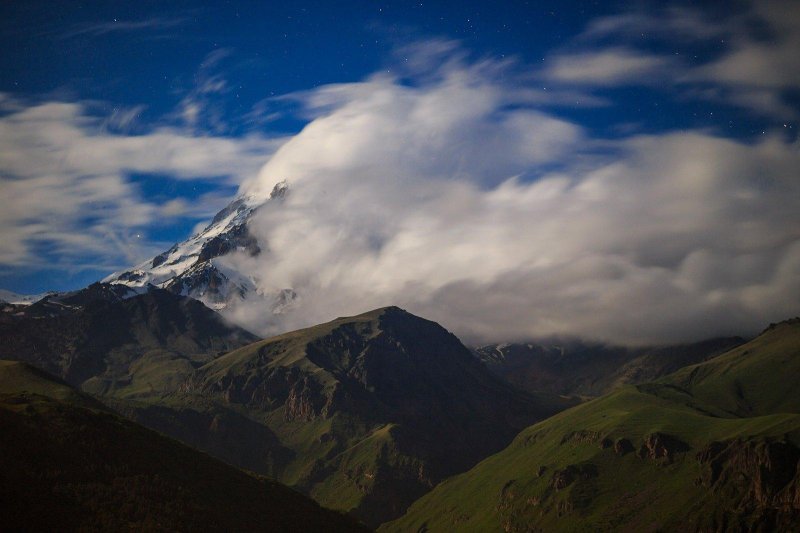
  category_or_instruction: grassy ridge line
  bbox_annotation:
[659,318,800,417]
[384,320,800,532]
[384,389,800,531]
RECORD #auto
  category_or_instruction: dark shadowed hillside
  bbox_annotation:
[0,283,258,387]
[0,360,367,533]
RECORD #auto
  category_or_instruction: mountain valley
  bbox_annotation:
[0,290,576,527]
[3,277,800,530]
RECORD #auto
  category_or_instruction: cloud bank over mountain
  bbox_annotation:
[222,39,800,345]
[2,1,799,344]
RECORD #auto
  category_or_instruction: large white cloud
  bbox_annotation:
[5,2,799,346]
[220,46,800,345]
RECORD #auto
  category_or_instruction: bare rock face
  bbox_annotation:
[196,223,260,263]
[549,463,598,491]
[614,437,635,456]
[697,438,800,529]
[284,377,325,421]
[638,432,690,462]
[560,430,602,445]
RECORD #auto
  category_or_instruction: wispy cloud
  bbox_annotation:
[543,47,678,86]
[0,95,284,271]
[61,17,188,39]
[689,2,800,99]
[542,0,800,118]
[577,7,726,42]
[175,49,234,134]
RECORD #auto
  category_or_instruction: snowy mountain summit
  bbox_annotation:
[104,180,292,310]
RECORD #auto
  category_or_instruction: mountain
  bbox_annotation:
[104,181,289,309]
[105,306,576,527]
[660,318,800,417]
[385,318,800,532]
[0,360,367,532]
[0,288,54,305]
[474,336,744,397]
[0,282,258,387]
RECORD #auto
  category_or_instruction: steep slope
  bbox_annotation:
[474,336,743,397]
[105,181,289,309]
[0,361,367,533]
[660,318,800,417]
[386,319,800,532]
[0,283,258,388]
[114,306,575,527]
[0,359,104,409]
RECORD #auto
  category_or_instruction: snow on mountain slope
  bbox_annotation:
[104,180,290,310]
[0,289,54,305]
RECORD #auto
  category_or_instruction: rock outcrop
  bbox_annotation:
[696,438,800,530]
[549,463,599,491]
[613,437,635,455]
[638,432,690,462]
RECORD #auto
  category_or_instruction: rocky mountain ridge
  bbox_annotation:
[0,283,258,386]
[148,306,575,526]
[104,180,289,310]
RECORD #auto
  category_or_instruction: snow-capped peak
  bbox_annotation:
[104,180,291,310]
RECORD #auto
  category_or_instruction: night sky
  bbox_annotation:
[1,1,799,343]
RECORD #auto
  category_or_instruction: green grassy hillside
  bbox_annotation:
[0,361,367,532]
[0,359,103,407]
[660,318,800,417]
[385,319,800,532]
[109,306,576,527]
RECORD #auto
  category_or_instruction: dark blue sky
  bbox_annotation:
[4,1,772,137]
[1,0,797,295]
[3,1,611,108]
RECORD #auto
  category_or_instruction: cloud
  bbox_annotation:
[61,17,188,39]
[6,4,799,345]
[545,0,800,118]
[0,96,283,271]
[176,49,234,133]
[219,44,800,345]
[241,49,583,200]
[691,1,800,90]
[543,47,677,86]
[102,104,147,133]
[577,7,725,42]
